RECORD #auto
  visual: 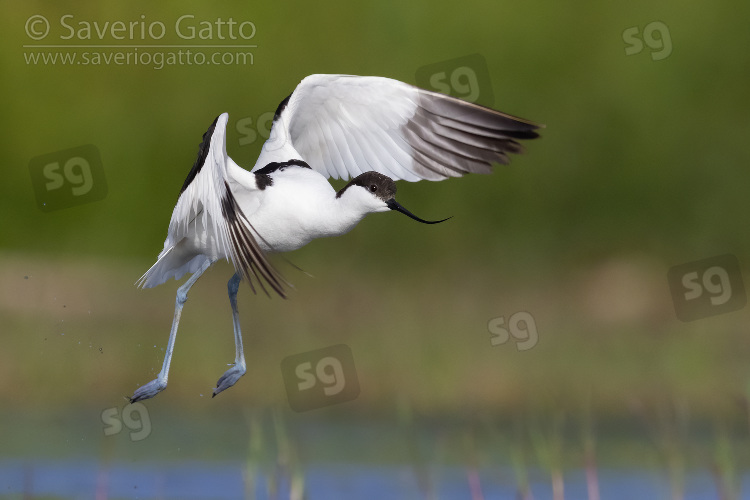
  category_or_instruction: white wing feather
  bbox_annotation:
[254,74,542,181]
[139,114,287,297]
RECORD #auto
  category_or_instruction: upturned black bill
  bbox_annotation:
[386,199,451,224]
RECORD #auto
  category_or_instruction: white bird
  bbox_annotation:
[129,74,542,402]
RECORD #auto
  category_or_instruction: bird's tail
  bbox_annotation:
[136,242,209,289]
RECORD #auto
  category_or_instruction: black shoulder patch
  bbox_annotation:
[256,172,273,190]
[254,159,311,190]
[273,93,292,123]
[180,115,220,194]
[255,159,311,175]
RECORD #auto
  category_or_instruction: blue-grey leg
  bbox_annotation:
[129,259,213,403]
[213,272,247,397]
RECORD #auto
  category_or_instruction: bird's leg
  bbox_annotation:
[129,259,213,403]
[213,272,247,397]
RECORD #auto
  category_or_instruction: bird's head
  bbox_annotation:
[336,171,450,224]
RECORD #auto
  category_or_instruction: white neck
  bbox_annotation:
[314,187,372,239]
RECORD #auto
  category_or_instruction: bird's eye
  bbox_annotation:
[369,184,378,192]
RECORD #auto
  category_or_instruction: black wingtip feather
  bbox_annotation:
[180,115,221,195]
[220,181,289,299]
[273,93,293,123]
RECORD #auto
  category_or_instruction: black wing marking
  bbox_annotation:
[254,159,311,190]
[220,181,289,298]
[181,115,220,194]
[273,93,292,123]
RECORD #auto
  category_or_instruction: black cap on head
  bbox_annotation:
[336,171,396,201]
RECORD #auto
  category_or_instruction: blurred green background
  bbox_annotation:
[2,0,750,478]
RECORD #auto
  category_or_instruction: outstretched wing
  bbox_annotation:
[138,113,288,298]
[255,74,542,181]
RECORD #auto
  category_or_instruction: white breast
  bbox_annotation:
[243,168,360,253]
